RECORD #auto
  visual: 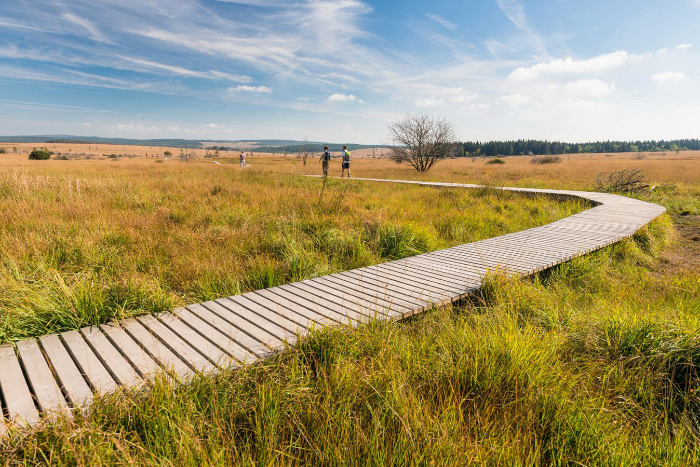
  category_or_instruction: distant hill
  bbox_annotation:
[0,135,381,151]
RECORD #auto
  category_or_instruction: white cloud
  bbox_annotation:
[651,71,687,82]
[676,43,693,50]
[426,13,456,31]
[563,79,615,98]
[327,93,357,102]
[415,96,444,106]
[229,85,273,93]
[118,56,252,83]
[450,93,478,103]
[82,122,92,127]
[509,51,640,80]
[499,93,532,107]
[495,0,546,54]
[61,12,111,43]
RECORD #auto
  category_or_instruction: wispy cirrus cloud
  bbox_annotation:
[426,13,456,31]
[494,0,547,55]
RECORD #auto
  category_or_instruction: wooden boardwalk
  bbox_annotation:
[0,178,666,434]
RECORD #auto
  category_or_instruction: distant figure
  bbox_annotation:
[321,145,331,177]
[341,145,351,178]
[239,151,246,168]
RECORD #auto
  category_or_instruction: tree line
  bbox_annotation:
[461,139,700,157]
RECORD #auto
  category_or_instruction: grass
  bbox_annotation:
[2,215,699,465]
[0,159,582,343]
[0,150,699,464]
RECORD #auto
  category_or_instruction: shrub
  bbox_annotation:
[0,148,7,154]
[28,149,51,160]
[486,158,505,165]
[595,169,649,193]
[531,155,561,164]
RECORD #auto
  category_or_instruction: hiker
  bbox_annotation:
[321,145,331,176]
[239,151,246,168]
[341,145,351,178]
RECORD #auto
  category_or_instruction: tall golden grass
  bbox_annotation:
[0,155,581,343]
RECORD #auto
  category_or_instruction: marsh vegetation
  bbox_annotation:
[0,149,698,464]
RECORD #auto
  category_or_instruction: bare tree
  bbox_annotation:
[300,137,310,166]
[387,113,458,172]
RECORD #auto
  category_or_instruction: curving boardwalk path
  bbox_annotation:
[0,178,665,434]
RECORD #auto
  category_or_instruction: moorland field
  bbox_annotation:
[0,145,699,465]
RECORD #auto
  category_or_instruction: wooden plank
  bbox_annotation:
[173,307,251,366]
[137,315,216,375]
[191,301,283,354]
[304,276,410,316]
[61,330,118,394]
[81,327,142,387]
[338,269,448,306]
[0,345,40,426]
[318,274,423,310]
[245,291,331,328]
[157,313,231,369]
[39,334,93,408]
[289,280,401,319]
[122,319,192,381]
[311,275,417,311]
[16,339,69,416]
[255,289,347,326]
[99,323,162,380]
[204,298,295,349]
[280,282,380,322]
[374,261,468,291]
[231,294,313,332]
[270,285,370,326]
[348,266,462,296]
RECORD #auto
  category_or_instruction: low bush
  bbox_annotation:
[531,155,561,164]
[28,149,51,160]
[486,158,506,165]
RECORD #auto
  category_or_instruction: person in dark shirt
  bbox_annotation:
[321,146,331,176]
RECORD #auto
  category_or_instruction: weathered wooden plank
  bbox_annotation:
[0,345,40,426]
[99,323,162,380]
[211,297,299,346]
[39,334,93,408]
[192,301,285,355]
[231,293,314,332]
[255,288,348,326]
[16,339,69,416]
[81,327,142,387]
[270,285,370,326]
[61,330,118,393]
[137,316,216,375]
[312,275,417,311]
[157,313,231,369]
[122,319,192,381]
[290,280,402,319]
[173,307,251,366]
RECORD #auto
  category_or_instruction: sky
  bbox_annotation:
[0,0,699,144]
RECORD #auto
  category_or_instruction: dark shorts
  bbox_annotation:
[342,162,350,169]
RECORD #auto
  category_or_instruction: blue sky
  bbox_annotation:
[0,0,698,143]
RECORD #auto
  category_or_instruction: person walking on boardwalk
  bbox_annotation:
[341,145,351,178]
[239,151,246,168]
[321,145,331,177]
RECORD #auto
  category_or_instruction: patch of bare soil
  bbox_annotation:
[655,214,700,276]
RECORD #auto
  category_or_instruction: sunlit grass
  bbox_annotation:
[0,161,581,343]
